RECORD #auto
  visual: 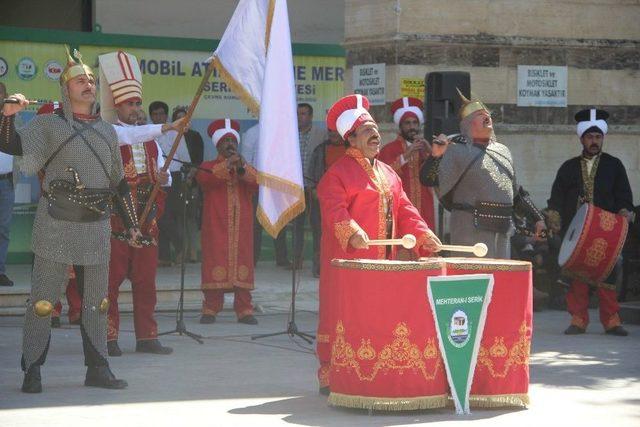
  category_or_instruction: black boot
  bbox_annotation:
[238,315,258,325]
[107,341,122,357]
[564,325,586,335]
[200,314,216,324]
[21,365,42,393]
[135,339,173,355]
[0,273,13,287]
[84,366,128,389]
[605,326,629,336]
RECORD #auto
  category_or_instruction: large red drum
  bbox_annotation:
[328,259,448,410]
[559,203,628,283]
[442,257,532,408]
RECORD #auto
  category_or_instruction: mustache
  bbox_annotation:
[367,135,380,144]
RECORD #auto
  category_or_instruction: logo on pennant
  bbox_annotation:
[448,309,470,348]
[427,274,494,415]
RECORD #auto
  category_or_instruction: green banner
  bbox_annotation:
[427,274,494,414]
[0,40,345,122]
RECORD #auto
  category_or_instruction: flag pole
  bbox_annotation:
[138,59,216,226]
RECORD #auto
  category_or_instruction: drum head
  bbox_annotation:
[558,203,589,266]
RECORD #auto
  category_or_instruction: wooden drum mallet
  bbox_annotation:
[436,243,488,257]
[368,234,488,257]
[367,234,417,249]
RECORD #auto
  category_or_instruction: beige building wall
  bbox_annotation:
[94,0,345,44]
[347,65,640,107]
[347,0,640,41]
[345,0,640,208]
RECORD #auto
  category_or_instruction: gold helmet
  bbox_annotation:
[60,45,94,85]
[456,88,490,120]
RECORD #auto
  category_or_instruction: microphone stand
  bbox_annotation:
[158,162,205,344]
[252,188,315,344]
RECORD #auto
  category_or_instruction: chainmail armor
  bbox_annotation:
[17,113,124,265]
[434,137,517,258]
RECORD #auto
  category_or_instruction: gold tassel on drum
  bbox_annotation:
[329,392,448,411]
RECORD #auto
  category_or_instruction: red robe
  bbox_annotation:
[378,136,436,227]
[197,157,258,289]
[315,147,434,388]
[108,140,166,342]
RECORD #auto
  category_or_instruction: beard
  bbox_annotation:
[401,128,418,142]
[223,145,237,157]
[584,144,602,156]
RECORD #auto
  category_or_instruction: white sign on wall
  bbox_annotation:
[517,65,568,107]
[353,63,386,105]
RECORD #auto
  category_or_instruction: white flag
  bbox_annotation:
[213,0,304,238]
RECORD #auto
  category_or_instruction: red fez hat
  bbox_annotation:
[390,97,424,125]
[326,94,374,139]
[207,118,241,146]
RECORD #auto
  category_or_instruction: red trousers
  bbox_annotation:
[566,279,621,330]
[52,277,81,323]
[202,288,253,319]
[108,239,159,342]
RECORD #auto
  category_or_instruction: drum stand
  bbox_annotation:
[252,220,315,344]
[159,163,204,344]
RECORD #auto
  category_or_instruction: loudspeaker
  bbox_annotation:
[424,72,470,140]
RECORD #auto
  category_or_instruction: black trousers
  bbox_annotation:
[158,172,185,261]
[253,193,289,264]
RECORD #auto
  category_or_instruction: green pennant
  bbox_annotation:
[427,274,494,414]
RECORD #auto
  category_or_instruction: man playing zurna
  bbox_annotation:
[420,90,546,258]
[379,97,436,230]
[197,119,259,326]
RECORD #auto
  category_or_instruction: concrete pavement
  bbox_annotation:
[0,303,638,426]
[0,261,320,315]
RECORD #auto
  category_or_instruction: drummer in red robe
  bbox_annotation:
[197,119,259,326]
[548,108,634,336]
[315,94,442,394]
[378,97,436,232]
